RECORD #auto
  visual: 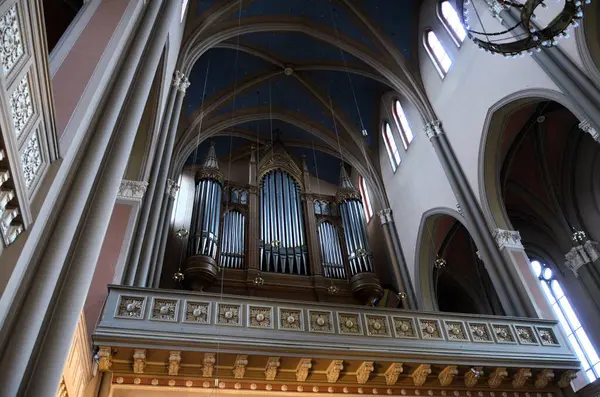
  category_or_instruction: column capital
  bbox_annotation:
[565,240,600,276]
[378,208,393,225]
[578,119,600,142]
[166,178,179,198]
[492,228,524,250]
[117,179,149,202]
[484,0,507,21]
[424,120,443,140]
[172,70,190,93]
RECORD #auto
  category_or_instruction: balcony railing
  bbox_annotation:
[93,285,580,393]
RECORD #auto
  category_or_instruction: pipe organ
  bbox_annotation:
[317,221,346,279]
[336,165,383,303]
[259,170,309,275]
[184,142,223,290]
[219,210,245,269]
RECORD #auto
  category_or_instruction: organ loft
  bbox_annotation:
[0,1,599,397]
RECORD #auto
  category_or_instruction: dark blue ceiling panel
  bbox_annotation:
[225,0,376,50]
[287,145,347,187]
[185,48,271,116]
[195,0,218,17]
[186,135,249,165]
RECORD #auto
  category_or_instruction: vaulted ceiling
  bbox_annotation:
[173,0,428,204]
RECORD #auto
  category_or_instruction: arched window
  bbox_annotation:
[531,260,600,385]
[382,122,401,171]
[359,176,373,222]
[440,1,467,45]
[393,100,414,150]
[425,30,452,77]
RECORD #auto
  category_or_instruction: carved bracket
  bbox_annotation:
[265,357,280,381]
[233,355,248,379]
[411,364,431,387]
[203,353,216,377]
[384,363,403,386]
[557,370,577,388]
[535,369,554,389]
[438,365,458,387]
[296,358,312,382]
[132,349,146,374]
[168,351,181,376]
[356,361,374,384]
[464,367,484,387]
[97,346,112,372]
[326,360,344,383]
[512,368,532,388]
[488,367,508,388]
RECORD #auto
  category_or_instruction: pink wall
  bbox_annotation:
[83,203,132,337]
[51,0,129,138]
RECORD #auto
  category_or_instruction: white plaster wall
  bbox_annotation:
[378,95,456,288]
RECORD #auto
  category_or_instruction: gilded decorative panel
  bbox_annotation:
[278,307,304,331]
[536,327,559,346]
[468,322,493,343]
[418,318,444,340]
[183,300,211,324]
[492,324,516,344]
[444,320,469,341]
[115,295,146,319]
[364,314,391,337]
[10,73,33,138]
[216,303,242,326]
[515,325,538,345]
[248,305,273,329]
[0,4,24,76]
[308,310,334,333]
[21,131,41,189]
[337,312,363,335]
[150,298,179,322]
[392,317,417,339]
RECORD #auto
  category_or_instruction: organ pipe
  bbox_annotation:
[259,169,309,275]
[188,142,223,260]
[336,166,373,275]
[318,221,346,279]
[220,210,245,269]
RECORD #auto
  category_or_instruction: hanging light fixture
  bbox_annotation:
[462,0,588,57]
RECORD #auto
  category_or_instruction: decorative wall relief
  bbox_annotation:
[184,301,210,324]
[116,295,146,319]
[0,4,24,76]
[20,131,41,189]
[10,74,33,138]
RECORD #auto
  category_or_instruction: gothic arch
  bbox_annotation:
[576,0,600,88]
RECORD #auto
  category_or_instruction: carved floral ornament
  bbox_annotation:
[0,4,24,76]
[492,229,524,250]
[118,180,149,202]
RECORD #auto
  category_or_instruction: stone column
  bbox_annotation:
[0,1,179,394]
[304,194,323,278]
[246,148,259,272]
[492,229,555,319]
[150,180,179,288]
[135,75,189,287]
[378,208,417,310]
[425,120,535,317]
[123,71,183,285]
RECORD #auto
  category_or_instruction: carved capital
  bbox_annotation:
[534,369,554,389]
[118,180,148,202]
[565,240,600,276]
[411,364,431,387]
[424,120,443,140]
[203,353,216,377]
[378,208,393,225]
[326,360,344,383]
[132,349,146,374]
[579,120,600,142]
[512,368,532,388]
[168,351,181,376]
[233,355,248,379]
[464,367,484,387]
[166,179,180,199]
[492,228,524,250]
[265,357,280,381]
[557,370,577,388]
[173,70,184,87]
[296,358,312,382]
[438,365,458,387]
[97,346,112,372]
[178,76,191,93]
[356,361,374,384]
[488,367,508,388]
[484,0,507,21]
[384,363,403,386]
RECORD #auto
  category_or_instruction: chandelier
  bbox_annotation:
[462,0,588,57]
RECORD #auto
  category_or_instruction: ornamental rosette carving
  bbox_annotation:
[295,358,312,382]
[217,303,240,325]
[0,5,24,76]
[249,306,272,328]
[10,74,33,138]
[21,132,42,189]
[338,313,361,335]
